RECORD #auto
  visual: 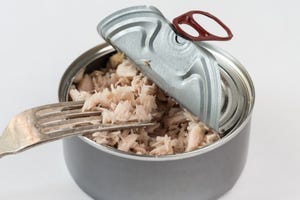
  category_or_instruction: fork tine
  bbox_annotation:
[34,101,84,116]
[39,116,102,133]
[35,101,84,110]
[45,122,157,139]
[37,109,102,124]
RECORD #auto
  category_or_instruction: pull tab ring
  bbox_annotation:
[172,10,233,41]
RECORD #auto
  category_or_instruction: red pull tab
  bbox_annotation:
[172,10,233,41]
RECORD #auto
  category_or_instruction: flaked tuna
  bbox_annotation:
[118,133,139,152]
[185,122,205,152]
[116,59,138,77]
[69,53,220,156]
[69,87,91,101]
[78,74,94,92]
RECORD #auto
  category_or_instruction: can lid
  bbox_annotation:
[219,66,245,134]
[97,5,235,130]
[198,42,252,135]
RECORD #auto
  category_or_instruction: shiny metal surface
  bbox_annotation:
[0,100,154,158]
[59,43,255,199]
[97,6,222,130]
[203,41,253,135]
[64,122,251,200]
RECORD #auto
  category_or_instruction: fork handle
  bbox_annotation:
[0,109,44,158]
[0,126,40,158]
[0,122,156,158]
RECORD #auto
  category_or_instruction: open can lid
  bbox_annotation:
[97,5,227,130]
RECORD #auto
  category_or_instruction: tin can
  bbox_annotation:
[58,42,255,200]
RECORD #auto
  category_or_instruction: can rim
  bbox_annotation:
[59,42,255,161]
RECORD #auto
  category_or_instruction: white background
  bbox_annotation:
[0,0,299,199]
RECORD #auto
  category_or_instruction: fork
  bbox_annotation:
[0,101,155,158]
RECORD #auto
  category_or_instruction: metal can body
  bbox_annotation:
[59,43,255,200]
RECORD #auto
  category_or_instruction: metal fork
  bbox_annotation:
[0,101,154,158]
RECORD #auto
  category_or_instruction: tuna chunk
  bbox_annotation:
[114,101,133,122]
[185,122,205,152]
[82,88,111,111]
[116,59,138,77]
[93,131,121,146]
[69,87,91,101]
[111,86,135,104]
[118,133,139,152]
[201,131,220,146]
[133,105,152,122]
[78,74,94,92]
[150,135,174,155]
[108,52,124,69]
